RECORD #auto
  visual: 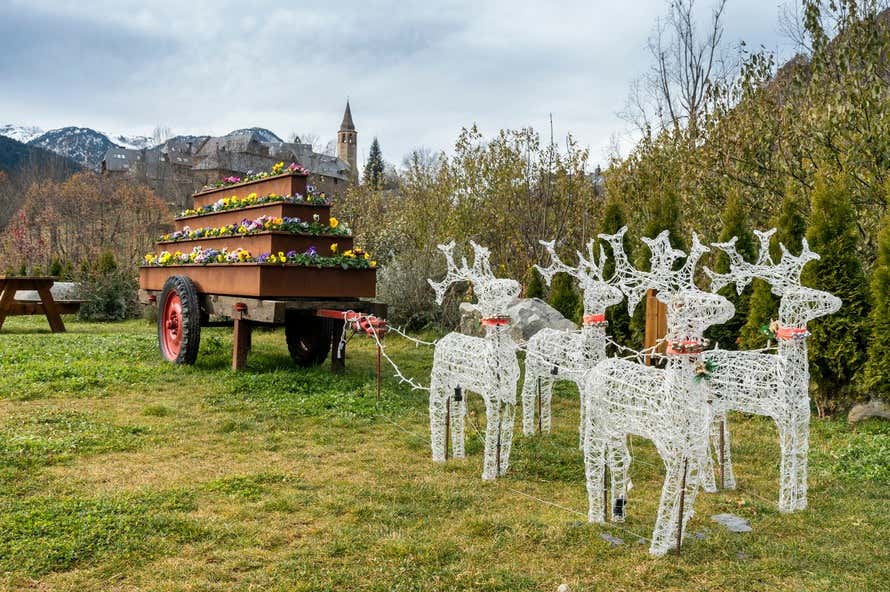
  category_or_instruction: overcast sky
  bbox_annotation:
[0,0,796,169]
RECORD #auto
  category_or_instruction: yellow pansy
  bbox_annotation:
[329,216,339,229]
[370,260,377,267]
[330,243,338,253]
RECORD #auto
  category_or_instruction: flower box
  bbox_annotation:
[174,202,331,231]
[192,171,309,209]
[139,264,377,298]
[155,232,353,256]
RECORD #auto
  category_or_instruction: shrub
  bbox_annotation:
[804,175,871,416]
[706,192,755,350]
[547,272,579,323]
[77,252,139,322]
[860,208,890,399]
[524,267,545,299]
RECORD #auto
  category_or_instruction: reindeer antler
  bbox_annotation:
[536,240,585,286]
[676,233,709,289]
[599,226,686,315]
[428,241,468,304]
[428,240,501,305]
[706,228,819,295]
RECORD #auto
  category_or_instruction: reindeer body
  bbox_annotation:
[585,353,710,556]
[427,241,522,481]
[581,229,734,556]
[429,326,520,480]
[522,324,605,440]
[702,231,841,511]
[521,241,623,443]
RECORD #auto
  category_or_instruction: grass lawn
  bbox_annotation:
[0,316,887,591]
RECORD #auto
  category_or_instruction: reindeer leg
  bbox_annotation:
[700,414,721,494]
[650,456,686,557]
[482,397,501,481]
[583,406,607,523]
[521,368,539,436]
[777,419,795,513]
[428,380,447,463]
[608,436,631,522]
[450,393,466,460]
[498,402,515,476]
[541,376,554,434]
[577,377,587,450]
[718,414,737,490]
[791,408,810,511]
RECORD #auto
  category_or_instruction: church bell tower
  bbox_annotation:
[337,100,357,183]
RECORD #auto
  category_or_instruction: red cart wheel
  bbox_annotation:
[158,275,201,364]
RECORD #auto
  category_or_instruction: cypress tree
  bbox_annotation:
[548,272,580,323]
[740,188,807,349]
[629,191,685,348]
[803,175,870,415]
[524,266,545,299]
[362,138,385,189]
[599,196,632,347]
[861,206,890,399]
[706,192,756,350]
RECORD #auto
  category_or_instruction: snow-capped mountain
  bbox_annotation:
[27,127,119,170]
[0,124,44,144]
[226,127,283,143]
[110,134,154,150]
[1,123,289,170]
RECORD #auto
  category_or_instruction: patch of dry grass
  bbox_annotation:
[0,316,887,591]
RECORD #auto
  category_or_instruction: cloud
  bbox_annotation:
[0,0,787,167]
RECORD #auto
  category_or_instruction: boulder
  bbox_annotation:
[459,298,576,341]
[848,400,890,423]
[13,282,81,302]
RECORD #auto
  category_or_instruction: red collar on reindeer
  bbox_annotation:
[480,316,511,326]
[776,326,809,340]
[666,339,706,355]
[582,314,607,326]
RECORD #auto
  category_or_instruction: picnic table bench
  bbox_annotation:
[0,276,83,332]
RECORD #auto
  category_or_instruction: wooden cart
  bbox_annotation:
[138,168,384,371]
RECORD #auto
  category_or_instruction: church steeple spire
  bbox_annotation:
[340,100,355,132]
[337,100,358,183]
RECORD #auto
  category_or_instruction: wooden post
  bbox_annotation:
[717,421,726,489]
[376,343,382,402]
[445,396,451,461]
[676,457,689,555]
[232,318,252,371]
[644,289,668,365]
[496,403,502,476]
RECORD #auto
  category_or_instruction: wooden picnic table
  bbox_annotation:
[0,276,72,333]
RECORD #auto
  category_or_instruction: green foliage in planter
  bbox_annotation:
[77,252,139,322]
[804,175,871,415]
[860,206,890,399]
[706,192,755,350]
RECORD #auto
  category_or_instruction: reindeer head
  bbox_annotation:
[428,241,521,320]
[601,227,734,342]
[706,229,842,329]
[535,239,623,317]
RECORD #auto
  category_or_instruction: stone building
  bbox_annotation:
[102,102,358,209]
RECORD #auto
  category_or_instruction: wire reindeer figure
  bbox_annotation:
[427,241,522,480]
[583,227,735,556]
[703,229,841,511]
[521,239,623,445]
